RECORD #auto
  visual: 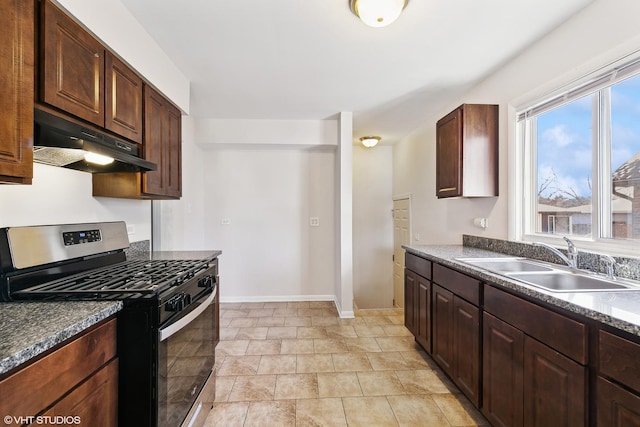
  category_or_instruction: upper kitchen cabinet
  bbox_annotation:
[40,0,143,144]
[0,0,34,184]
[436,104,498,198]
[92,85,182,199]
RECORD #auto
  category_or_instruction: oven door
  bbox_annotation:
[158,285,217,427]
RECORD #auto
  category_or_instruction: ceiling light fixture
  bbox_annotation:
[349,0,409,28]
[360,136,381,148]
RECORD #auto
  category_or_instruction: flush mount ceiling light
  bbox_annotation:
[360,136,381,148]
[349,0,410,28]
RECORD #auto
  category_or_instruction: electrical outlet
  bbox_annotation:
[126,224,135,235]
[310,217,320,227]
[221,218,231,225]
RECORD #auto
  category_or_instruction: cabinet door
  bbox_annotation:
[164,102,182,198]
[432,284,454,375]
[597,377,640,427]
[41,0,104,126]
[436,107,462,198]
[454,296,480,407]
[416,276,431,353]
[523,336,586,427]
[404,270,417,336]
[44,359,118,427]
[0,0,34,184]
[143,85,165,195]
[105,53,143,143]
[483,312,524,427]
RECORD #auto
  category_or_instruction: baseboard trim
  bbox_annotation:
[220,294,335,303]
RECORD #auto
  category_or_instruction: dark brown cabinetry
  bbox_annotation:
[92,85,182,199]
[0,319,118,426]
[483,285,587,427]
[404,253,431,353]
[0,0,34,184]
[597,330,640,426]
[40,0,143,144]
[436,104,498,198]
[432,264,481,406]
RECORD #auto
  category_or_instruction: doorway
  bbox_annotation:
[393,197,411,308]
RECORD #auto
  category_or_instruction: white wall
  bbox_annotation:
[0,164,151,241]
[353,145,394,309]
[393,0,640,245]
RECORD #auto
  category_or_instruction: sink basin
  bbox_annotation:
[456,257,555,273]
[508,272,640,292]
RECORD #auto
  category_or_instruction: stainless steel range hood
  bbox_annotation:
[33,109,157,173]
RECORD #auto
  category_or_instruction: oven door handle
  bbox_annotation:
[159,286,216,342]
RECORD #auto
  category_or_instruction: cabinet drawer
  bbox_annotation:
[433,263,480,306]
[406,253,431,280]
[0,318,117,419]
[484,285,587,364]
[599,330,640,392]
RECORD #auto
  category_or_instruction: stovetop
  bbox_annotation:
[12,258,212,299]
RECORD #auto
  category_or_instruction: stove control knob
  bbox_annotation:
[166,294,186,312]
[198,275,213,288]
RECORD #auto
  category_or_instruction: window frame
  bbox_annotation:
[513,54,640,258]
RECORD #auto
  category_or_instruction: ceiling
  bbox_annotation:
[120,0,594,145]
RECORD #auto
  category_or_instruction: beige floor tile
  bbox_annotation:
[247,308,275,317]
[332,353,372,372]
[296,354,335,373]
[353,325,386,337]
[283,316,312,327]
[263,302,288,309]
[317,372,363,398]
[256,316,285,327]
[387,315,406,325]
[239,302,265,309]
[274,373,318,399]
[366,352,411,371]
[244,400,296,427]
[432,393,489,426]
[362,316,394,326]
[214,376,236,402]
[296,398,347,426]
[287,301,310,308]
[235,327,269,340]
[344,337,383,353]
[400,350,437,369]
[342,396,399,427]
[204,402,248,427]
[221,309,251,319]
[357,371,405,396]
[311,316,340,326]
[395,369,454,394]
[267,326,298,339]
[257,355,297,374]
[215,340,249,356]
[382,325,413,337]
[280,339,315,354]
[219,327,239,340]
[313,338,348,353]
[228,375,276,402]
[297,326,328,339]
[273,308,300,317]
[245,339,282,355]
[387,395,451,427]
[309,301,336,309]
[217,355,262,376]
[228,317,258,328]
[298,308,327,317]
[325,325,359,338]
[376,336,420,352]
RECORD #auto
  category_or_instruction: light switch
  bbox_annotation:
[310,217,320,227]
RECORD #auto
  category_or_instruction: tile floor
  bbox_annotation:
[204,301,489,426]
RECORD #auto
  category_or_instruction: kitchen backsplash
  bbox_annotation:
[463,235,640,282]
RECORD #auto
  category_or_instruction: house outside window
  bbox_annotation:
[516,55,640,256]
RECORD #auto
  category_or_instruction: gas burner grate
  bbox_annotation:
[13,259,211,297]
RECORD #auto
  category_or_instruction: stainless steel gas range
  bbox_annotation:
[0,221,220,427]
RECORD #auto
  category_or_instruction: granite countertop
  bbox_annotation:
[128,250,222,261]
[404,244,640,337]
[0,301,122,376]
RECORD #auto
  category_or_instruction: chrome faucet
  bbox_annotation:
[601,254,617,280]
[533,237,578,269]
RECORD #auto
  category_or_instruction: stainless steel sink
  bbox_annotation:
[456,257,640,293]
[507,272,640,292]
[456,257,555,273]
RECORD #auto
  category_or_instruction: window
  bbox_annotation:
[517,57,640,254]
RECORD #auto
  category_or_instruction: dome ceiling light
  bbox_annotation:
[349,0,410,28]
[360,136,381,148]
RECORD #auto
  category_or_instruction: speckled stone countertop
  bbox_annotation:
[0,301,122,376]
[128,250,222,261]
[404,245,640,337]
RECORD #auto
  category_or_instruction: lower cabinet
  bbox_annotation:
[404,268,432,352]
[0,318,118,426]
